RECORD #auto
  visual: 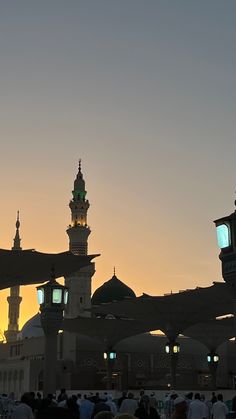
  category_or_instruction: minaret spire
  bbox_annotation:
[5,212,23,342]
[12,210,22,251]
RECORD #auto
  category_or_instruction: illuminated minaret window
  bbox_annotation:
[65,161,95,319]
[5,211,23,342]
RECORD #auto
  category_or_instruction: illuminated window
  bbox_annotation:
[173,345,180,353]
[165,345,170,354]
[37,289,44,305]
[216,224,230,249]
[64,290,68,305]
[52,289,62,304]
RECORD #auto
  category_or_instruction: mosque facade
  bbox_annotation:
[0,164,235,397]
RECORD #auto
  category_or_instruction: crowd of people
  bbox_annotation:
[0,389,233,419]
[164,391,230,419]
[6,390,161,419]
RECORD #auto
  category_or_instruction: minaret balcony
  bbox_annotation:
[67,223,90,229]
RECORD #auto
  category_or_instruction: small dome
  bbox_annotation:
[21,313,44,339]
[92,274,136,305]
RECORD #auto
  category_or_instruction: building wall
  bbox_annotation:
[0,333,234,394]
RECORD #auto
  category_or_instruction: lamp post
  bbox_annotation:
[165,340,180,389]
[37,270,68,397]
[207,351,219,390]
[103,349,117,390]
[214,213,235,287]
[214,206,236,389]
[214,207,236,341]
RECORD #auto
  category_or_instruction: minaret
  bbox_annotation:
[67,159,91,255]
[5,212,23,342]
[65,161,95,318]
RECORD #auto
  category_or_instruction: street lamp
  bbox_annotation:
[37,270,68,397]
[37,280,68,307]
[207,351,219,390]
[103,351,117,360]
[165,342,180,354]
[214,206,236,377]
[214,207,236,388]
[165,340,180,389]
[103,349,117,390]
[214,211,235,288]
[207,352,219,364]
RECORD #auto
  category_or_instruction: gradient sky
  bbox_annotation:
[0,0,236,336]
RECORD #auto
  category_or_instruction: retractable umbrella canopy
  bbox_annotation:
[183,317,235,351]
[91,282,234,337]
[63,316,154,347]
[0,249,98,289]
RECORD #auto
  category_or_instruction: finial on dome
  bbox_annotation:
[16,210,20,229]
[113,266,116,276]
[78,159,82,173]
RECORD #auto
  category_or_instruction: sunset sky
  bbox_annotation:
[0,1,236,335]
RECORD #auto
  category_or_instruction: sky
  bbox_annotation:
[0,0,236,335]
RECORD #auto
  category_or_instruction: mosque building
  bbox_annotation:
[0,163,235,396]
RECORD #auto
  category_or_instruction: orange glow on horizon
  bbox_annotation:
[0,163,223,338]
[0,1,234,343]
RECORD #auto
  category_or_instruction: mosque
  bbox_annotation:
[0,163,235,397]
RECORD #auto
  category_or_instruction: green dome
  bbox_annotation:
[92,274,136,305]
